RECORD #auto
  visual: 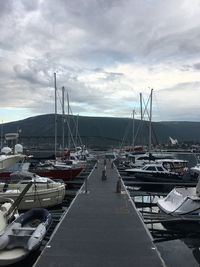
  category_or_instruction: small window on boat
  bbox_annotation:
[156,167,164,172]
[129,157,135,163]
[137,156,149,160]
[22,177,32,181]
[146,166,156,171]
[163,163,171,170]
[65,161,73,165]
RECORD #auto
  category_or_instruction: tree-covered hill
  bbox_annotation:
[2,114,200,148]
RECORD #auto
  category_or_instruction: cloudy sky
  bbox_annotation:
[1,0,200,122]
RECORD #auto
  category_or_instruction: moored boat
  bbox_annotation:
[0,161,83,182]
[30,163,83,181]
[0,171,65,210]
[0,142,25,171]
[0,208,52,266]
[0,154,25,171]
[125,159,189,182]
[157,178,200,215]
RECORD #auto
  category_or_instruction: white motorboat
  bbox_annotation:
[124,152,175,169]
[125,159,188,182]
[0,208,52,266]
[157,179,200,215]
[0,144,25,171]
[0,154,25,172]
[0,171,65,210]
[125,153,154,168]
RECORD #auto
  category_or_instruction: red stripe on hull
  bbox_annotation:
[0,167,83,181]
[35,167,83,181]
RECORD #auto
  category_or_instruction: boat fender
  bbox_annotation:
[0,234,9,250]
[0,222,22,250]
[0,202,12,212]
[27,224,46,251]
[116,177,122,193]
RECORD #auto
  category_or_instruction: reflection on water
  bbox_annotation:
[157,239,199,267]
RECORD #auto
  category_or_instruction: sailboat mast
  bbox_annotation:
[54,72,57,160]
[75,114,79,147]
[62,86,65,155]
[132,109,135,150]
[67,92,70,149]
[0,121,3,149]
[140,92,143,147]
[140,93,143,121]
[148,88,153,153]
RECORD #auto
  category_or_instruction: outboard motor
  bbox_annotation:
[196,178,200,197]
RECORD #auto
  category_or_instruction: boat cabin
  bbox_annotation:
[9,171,54,184]
[141,164,167,172]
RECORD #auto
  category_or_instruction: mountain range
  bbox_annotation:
[1,114,200,149]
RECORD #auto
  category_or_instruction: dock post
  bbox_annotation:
[85,177,88,193]
[102,167,107,181]
[95,160,98,169]
[111,161,114,169]
[116,176,122,193]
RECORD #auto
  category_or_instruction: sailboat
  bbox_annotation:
[0,171,66,210]
[124,90,188,182]
[46,74,84,180]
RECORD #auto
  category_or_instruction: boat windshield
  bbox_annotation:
[9,172,35,184]
[143,166,166,172]
[9,171,53,184]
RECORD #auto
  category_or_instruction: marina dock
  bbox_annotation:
[34,160,165,267]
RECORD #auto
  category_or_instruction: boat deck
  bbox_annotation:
[34,160,165,267]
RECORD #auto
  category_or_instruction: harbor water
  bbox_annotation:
[132,152,200,267]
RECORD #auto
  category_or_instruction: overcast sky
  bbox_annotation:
[1,0,200,122]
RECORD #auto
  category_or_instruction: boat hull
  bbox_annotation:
[0,208,52,265]
[0,185,65,210]
[134,172,184,182]
[0,155,24,171]
[34,167,83,181]
[0,248,28,266]
[0,167,83,182]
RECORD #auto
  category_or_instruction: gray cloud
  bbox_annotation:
[193,63,200,70]
[1,0,200,122]
[0,1,13,17]
[21,0,40,12]
[13,60,52,87]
